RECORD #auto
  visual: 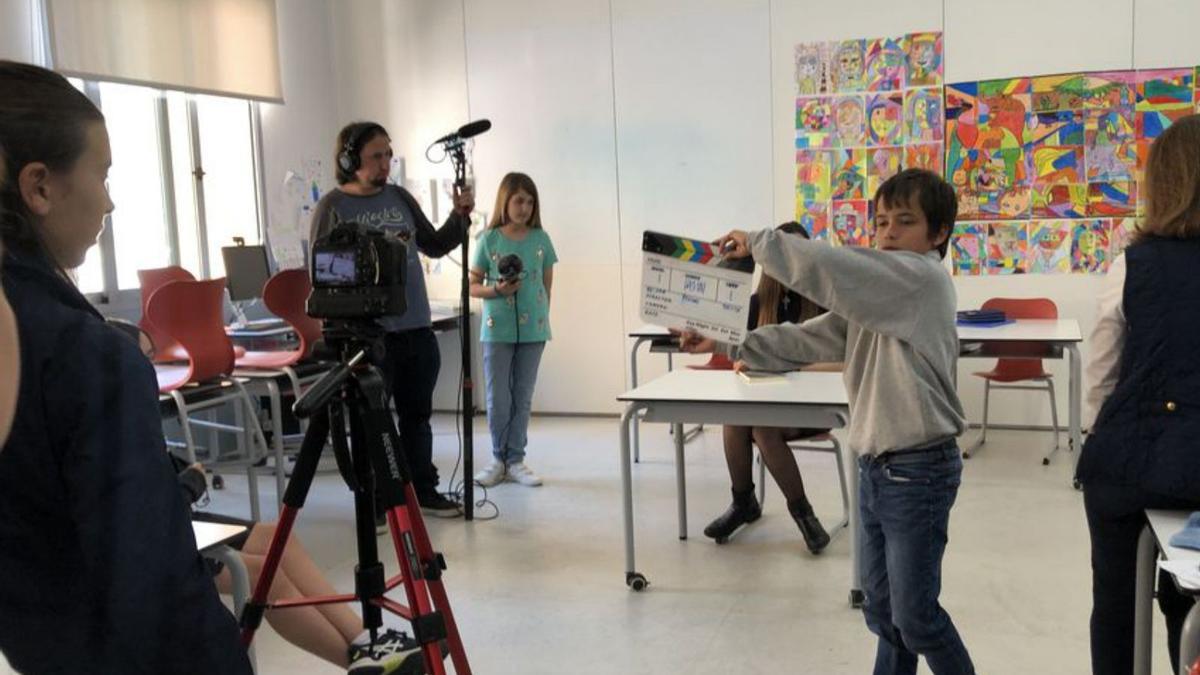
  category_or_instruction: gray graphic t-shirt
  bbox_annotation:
[309,187,431,332]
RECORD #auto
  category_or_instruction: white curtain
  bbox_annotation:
[46,0,282,102]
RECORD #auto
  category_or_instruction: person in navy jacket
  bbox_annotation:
[0,60,251,673]
[1078,113,1200,674]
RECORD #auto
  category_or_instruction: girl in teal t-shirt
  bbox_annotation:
[468,173,557,487]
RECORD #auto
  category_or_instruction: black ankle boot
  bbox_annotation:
[703,486,762,543]
[788,498,830,554]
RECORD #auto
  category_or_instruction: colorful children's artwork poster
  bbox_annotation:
[831,95,866,147]
[832,39,867,92]
[987,222,1028,274]
[1032,73,1088,112]
[1032,183,1087,219]
[951,223,986,276]
[1032,146,1084,185]
[906,143,943,174]
[905,88,944,142]
[867,147,904,197]
[1088,181,1136,217]
[1072,219,1111,273]
[797,200,830,240]
[1137,69,1194,111]
[795,42,833,95]
[1027,110,1085,147]
[947,64,1197,273]
[1110,217,1139,258]
[906,32,943,87]
[796,97,834,148]
[1086,142,1138,183]
[976,78,1032,149]
[831,149,867,200]
[796,150,832,204]
[1082,71,1137,109]
[794,32,943,245]
[831,200,871,246]
[1028,220,1073,274]
[865,37,906,92]
[866,92,904,146]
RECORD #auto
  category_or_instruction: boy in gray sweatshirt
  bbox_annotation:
[682,169,973,675]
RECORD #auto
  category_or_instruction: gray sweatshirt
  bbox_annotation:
[736,228,966,455]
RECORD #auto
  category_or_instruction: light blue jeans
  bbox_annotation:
[482,341,546,464]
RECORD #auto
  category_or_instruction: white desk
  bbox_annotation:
[1135,509,1200,675]
[616,370,856,601]
[193,521,255,670]
[627,324,702,462]
[957,319,1084,469]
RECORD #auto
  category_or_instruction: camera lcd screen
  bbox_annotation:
[313,251,358,286]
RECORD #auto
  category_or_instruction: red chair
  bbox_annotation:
[968,297,1060,461]
[233,269,332,503]
[149,278,271,521]
[687,353,735,370]
[138,266,194,362]
[235,269,322,369]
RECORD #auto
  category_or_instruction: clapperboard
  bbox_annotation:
[640,231,755,344]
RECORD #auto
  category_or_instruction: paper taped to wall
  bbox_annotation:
[640,231,755,344]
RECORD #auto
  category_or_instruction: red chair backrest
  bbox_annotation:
[147,278,235,384]
[261,269,322,360]
[138,266,195,361]
[982,297,1058,381]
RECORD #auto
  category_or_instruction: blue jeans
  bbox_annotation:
[858,441,974,675]
[482,341,546,464]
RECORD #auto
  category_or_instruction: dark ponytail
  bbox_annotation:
[0,60,104,259]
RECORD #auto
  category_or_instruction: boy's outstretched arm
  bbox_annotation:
[742,228,950,342]
[737,312,849,372]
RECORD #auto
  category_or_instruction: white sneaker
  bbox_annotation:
[474,459,506,487]
[505,461,543,487]
[347,628,426,675]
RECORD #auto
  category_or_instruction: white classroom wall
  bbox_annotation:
[319,0,1200,424]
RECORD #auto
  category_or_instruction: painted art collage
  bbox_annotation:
[794,33,1200,275]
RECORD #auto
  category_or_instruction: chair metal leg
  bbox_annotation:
[756,451,766,508]
[170,390,198,464]
[1044,378,1061,466]
[965,379,990,459]
[831,438,850,534]
[233,380,271,522]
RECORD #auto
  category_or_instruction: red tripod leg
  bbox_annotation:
[386,484,472,675]
[239,505,300,646]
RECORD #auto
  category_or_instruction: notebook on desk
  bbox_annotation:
[738,370,787,385]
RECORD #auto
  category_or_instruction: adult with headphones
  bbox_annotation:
[310,121,474,520]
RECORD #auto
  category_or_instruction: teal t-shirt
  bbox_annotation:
[472,227,557,343]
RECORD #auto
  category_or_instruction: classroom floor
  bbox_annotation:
[27,416,1184,674]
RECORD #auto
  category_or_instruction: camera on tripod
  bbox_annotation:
[308,220,408,320]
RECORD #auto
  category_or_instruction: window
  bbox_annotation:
[68,80,264,304]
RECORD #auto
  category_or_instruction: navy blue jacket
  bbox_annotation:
[0,252,251,674]
[1077,237,1200,499]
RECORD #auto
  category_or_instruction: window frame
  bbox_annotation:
[76,82,267,311]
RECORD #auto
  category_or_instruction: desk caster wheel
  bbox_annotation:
[714,536,729,545]
[626,572,649,591]
[1073,479,1082,491]
[849,590,864,608]
[962,451,971,460]
[211,475,225,490]
[1042,457,1050,466]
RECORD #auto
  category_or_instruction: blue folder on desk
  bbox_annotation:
[956,309,1013,327]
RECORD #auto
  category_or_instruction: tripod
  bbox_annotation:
[239,330,471,674]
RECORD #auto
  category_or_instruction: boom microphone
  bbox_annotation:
[433,119,492,145]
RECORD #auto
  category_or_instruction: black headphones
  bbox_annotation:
[337,123,382,175]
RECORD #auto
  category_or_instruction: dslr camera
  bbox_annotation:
[308,220,407,320]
